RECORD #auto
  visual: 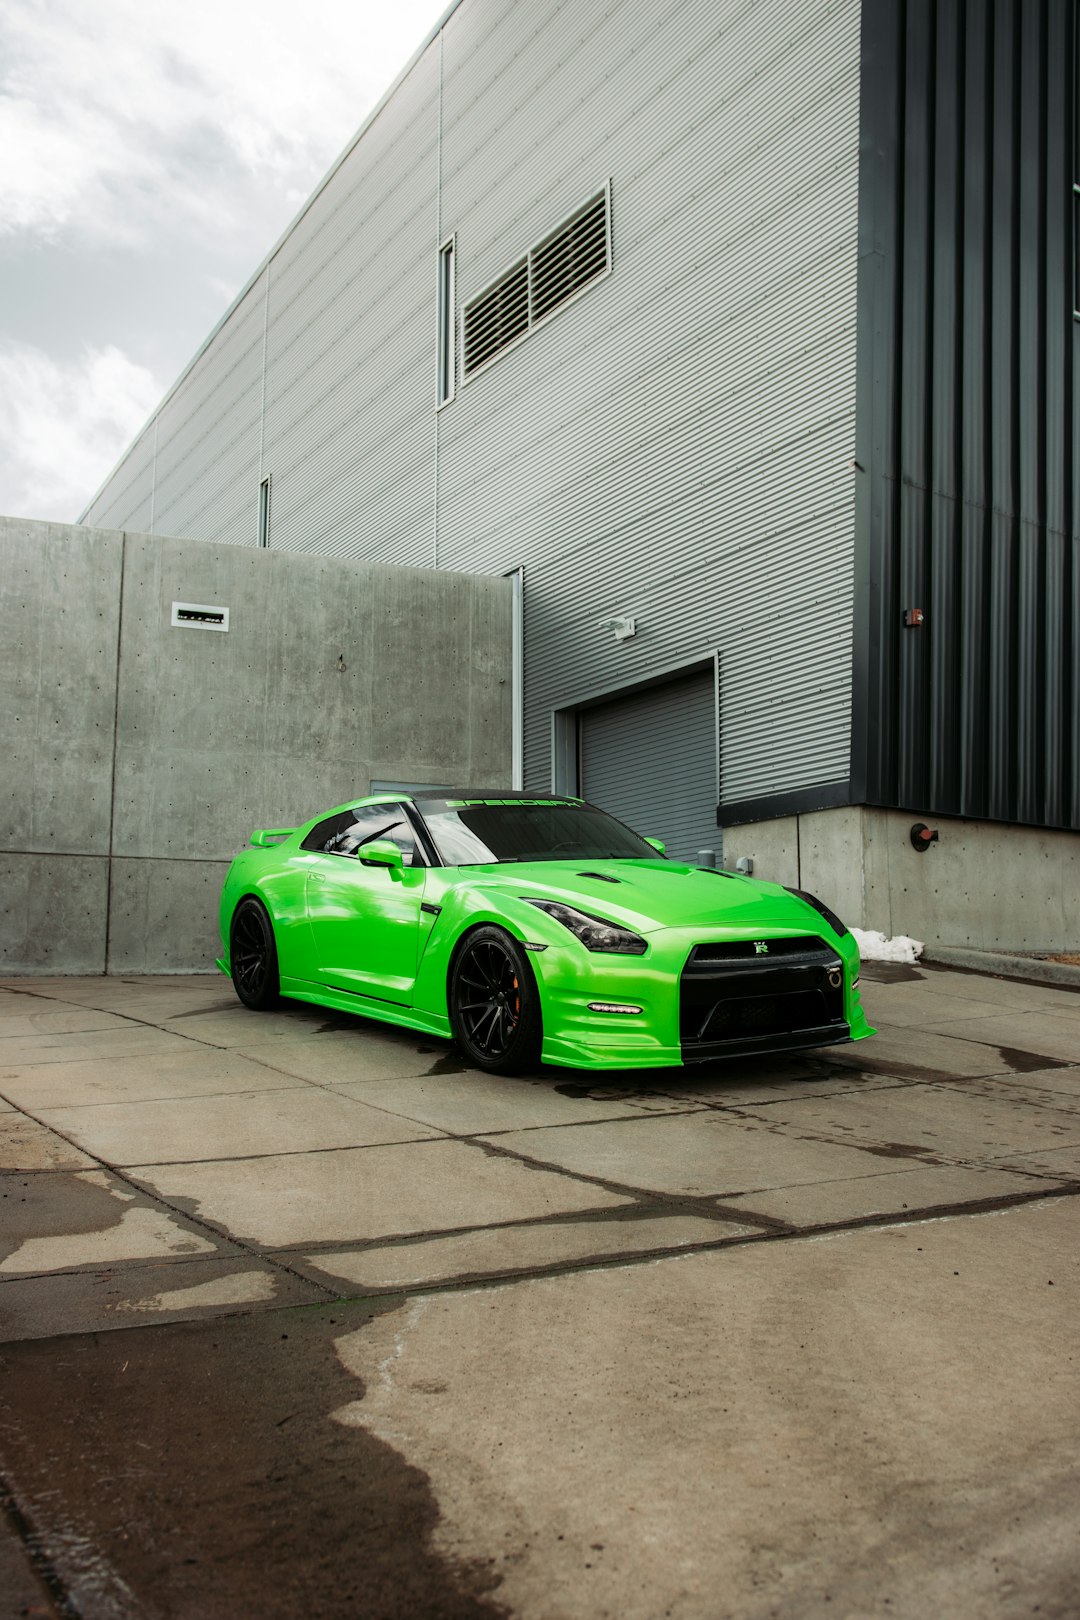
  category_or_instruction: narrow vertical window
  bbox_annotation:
[258,474,271,548]
[437,237,455,406]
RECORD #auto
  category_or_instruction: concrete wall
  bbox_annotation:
[1,516,512,974]
[722,805,1080,953]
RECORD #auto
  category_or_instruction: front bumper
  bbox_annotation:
[534,925,874,1070]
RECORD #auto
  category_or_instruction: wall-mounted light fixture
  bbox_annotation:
[598,615,636,642]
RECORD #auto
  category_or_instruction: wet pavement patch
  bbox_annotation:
[163,1000,247,1021]
[996,1045,1070,1074]
[0,1171,131,1265]
[860,961,926,985]
[424,1050,467,1077]
[0,1301,509,1620]
[0,1255,325,1343]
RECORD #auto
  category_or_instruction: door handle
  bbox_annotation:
[308,873,325,883]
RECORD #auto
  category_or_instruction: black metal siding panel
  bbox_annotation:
[853,0,1080,832]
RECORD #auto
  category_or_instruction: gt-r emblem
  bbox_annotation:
[754,941,769,954]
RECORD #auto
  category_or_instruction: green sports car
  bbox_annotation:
[217,790,874,1074]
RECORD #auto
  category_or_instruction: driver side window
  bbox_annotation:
[301,804,422,866]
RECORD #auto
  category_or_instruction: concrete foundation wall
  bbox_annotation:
[1,516,512,974]
[722,805,1080,953]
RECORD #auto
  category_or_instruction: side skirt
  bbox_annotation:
[278,975,452,1039]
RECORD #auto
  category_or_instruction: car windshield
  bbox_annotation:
[414,798,659,866]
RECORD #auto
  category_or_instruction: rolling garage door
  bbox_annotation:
[579,667,720,863]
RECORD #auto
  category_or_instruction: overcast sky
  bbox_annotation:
[0,0,450,522]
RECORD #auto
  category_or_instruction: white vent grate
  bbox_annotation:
[463,258,529,376]
[462,185,610,379]
[531,189,609,322]
[171,601,230,632]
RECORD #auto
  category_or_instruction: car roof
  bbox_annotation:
[406,789,583,804]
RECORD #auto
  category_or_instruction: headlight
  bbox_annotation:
[526,900,647,954]
[784,887,850,939]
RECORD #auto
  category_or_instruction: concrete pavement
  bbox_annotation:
[0,963,1078,1618]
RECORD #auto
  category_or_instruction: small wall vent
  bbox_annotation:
[171,602,230,632]
[462,184,611,380]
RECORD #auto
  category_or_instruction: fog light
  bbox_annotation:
[588,1002,643,1015]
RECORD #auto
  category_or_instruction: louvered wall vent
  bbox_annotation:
[462,185,610,379]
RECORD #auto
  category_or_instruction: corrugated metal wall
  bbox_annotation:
[81,0,862,815]
[437,0,862,807]
[853,0,1080,831]
[85,419,156,535]
[153,276,265,547]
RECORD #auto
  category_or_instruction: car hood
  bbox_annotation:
[452,859,826,937]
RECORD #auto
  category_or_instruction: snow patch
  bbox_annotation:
[851,928,924,964]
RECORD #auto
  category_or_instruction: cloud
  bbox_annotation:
[0,0,448,521]
[0,0,447,247]
[0,340,162,521]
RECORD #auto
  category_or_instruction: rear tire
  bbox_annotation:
[449,926,542,1075]
[229,897,280,1010]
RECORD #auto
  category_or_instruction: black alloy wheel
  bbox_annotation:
[230,897,281,1011]
[449,926,542,1074]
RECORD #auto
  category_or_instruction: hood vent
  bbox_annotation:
[578,871,621,883]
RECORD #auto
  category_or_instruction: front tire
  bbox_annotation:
[450,926,542,1075]
[230,897,280,1010]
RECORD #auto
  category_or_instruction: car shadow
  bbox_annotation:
[246,998,870,1099]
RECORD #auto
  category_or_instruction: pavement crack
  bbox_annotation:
[0,1096,341,1306]
[313,1183,1080,1302]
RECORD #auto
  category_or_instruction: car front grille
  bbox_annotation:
[689,937,830,963]
[680,936,848,1060]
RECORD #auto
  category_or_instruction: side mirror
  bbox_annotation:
[359,839,405,871]
[644,837,666,855]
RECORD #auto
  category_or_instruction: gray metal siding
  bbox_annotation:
[261,47,438,565]
[81,0,862,819]
[853,0,1080,831]
[84,420,155,534]
[152,275,265,547]
[437,0,860,809]
[580,669,720,862]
